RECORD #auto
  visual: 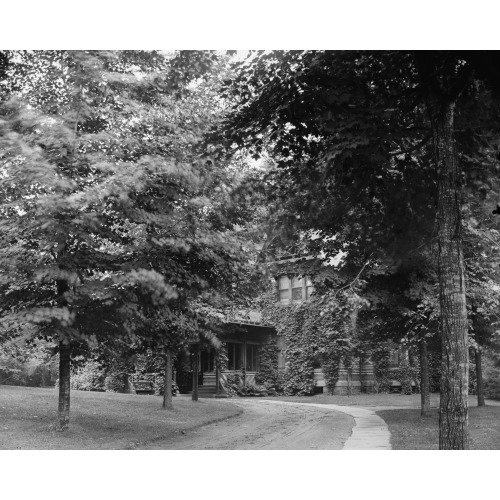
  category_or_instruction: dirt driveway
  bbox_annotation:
[141,399,354,450]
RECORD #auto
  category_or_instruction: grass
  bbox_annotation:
[0,385,242,450]
[4,386,496,450]
[378,406,500,449]
[270,392,500,449]
[267,392,442,407]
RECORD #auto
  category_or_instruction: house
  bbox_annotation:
[132,253,412,397]
[177,256,407,397]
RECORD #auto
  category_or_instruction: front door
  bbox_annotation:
[201,350,215,373]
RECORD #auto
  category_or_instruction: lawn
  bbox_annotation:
[378,406,500,449]
[269,392,442,407]
[271,392,500,449]
[0,385,242,450]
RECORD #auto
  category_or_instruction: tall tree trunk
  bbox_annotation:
[163,349,173,410]
[192,347,199,402]
[420,339,431,416]
[432,101,469,449]
[41,364,47,387]
[475,347,485,407]
[57,340,71,431]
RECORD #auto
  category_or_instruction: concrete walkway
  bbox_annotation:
[260,400,392,450]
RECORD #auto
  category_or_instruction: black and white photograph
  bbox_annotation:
[1,2,500,499]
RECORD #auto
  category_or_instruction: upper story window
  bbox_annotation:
[278,275,314,303]
[278,276,290,303]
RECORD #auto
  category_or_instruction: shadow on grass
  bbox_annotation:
[377,406,500,450]
[0,385,242,450]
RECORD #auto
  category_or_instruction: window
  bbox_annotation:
[390,350,399,366]
[277,274,314,303]
[291,276,303,301]
[246,344,260,371]
[227,342,242,370]
[306,276,314,299]
[278,276,290,303]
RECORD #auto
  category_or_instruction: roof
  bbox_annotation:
[224,308,272,327]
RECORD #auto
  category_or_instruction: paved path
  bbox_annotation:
[257,397,500,450]
[260,400,391,450]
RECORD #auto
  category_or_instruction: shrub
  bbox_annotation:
[221,372,270,397]
[152,373,179,396]
[371,345,393,393]
[221,372,241,396]
[255,370,285,395]
[0,346,58,387]
[393,360,419,395]
[321,355,341,395]
[254,338,284,394]
[104,372,128,393]
[236,382,269,397]
[0,365,27,386]
[70,359,106,391]
[484,368,500,400]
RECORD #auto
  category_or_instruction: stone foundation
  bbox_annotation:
[316,360,376,395]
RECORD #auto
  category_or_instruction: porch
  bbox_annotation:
[188,322,276,397]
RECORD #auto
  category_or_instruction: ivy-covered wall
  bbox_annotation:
[252,259,444,397]
[260,277,370,395]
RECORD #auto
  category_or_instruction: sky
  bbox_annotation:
[3,2,499,49]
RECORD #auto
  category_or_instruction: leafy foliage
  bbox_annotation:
[261,269,369,395]
[0,50,255,363]
[253,336,282,392]
[70,358,106,392]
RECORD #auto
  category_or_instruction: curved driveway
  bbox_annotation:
[142,398,354,449]
[141,399,392,450]
[261,400,392,449]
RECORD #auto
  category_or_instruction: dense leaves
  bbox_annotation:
[0,50,258,427]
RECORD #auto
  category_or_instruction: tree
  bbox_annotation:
[1,50,250,428]
[361,252,440,413]
[220,50,500,448]
[464,217,500,407]
[0,50,181,429]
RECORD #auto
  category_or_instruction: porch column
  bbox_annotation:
[242,340,247,387]
[215,360,220,395]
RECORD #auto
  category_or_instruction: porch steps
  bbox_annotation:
[202,373,217,387]
[188,386,217,398]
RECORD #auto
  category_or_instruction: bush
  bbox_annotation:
[484,368,500,400]
[221,372,271,397]
[393,360,419,395]
[221,372,241,396]
[236,382,269,397]
[223,373,270,397]
[26,363,56,387]
[321,356,341,395]
[0,348,58,387]
[0,366,27,386]
[152,374,179,396]
[104,372,128,393]
[70,359,106,391]
[372,346,393,393]
[254,370,285,395]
